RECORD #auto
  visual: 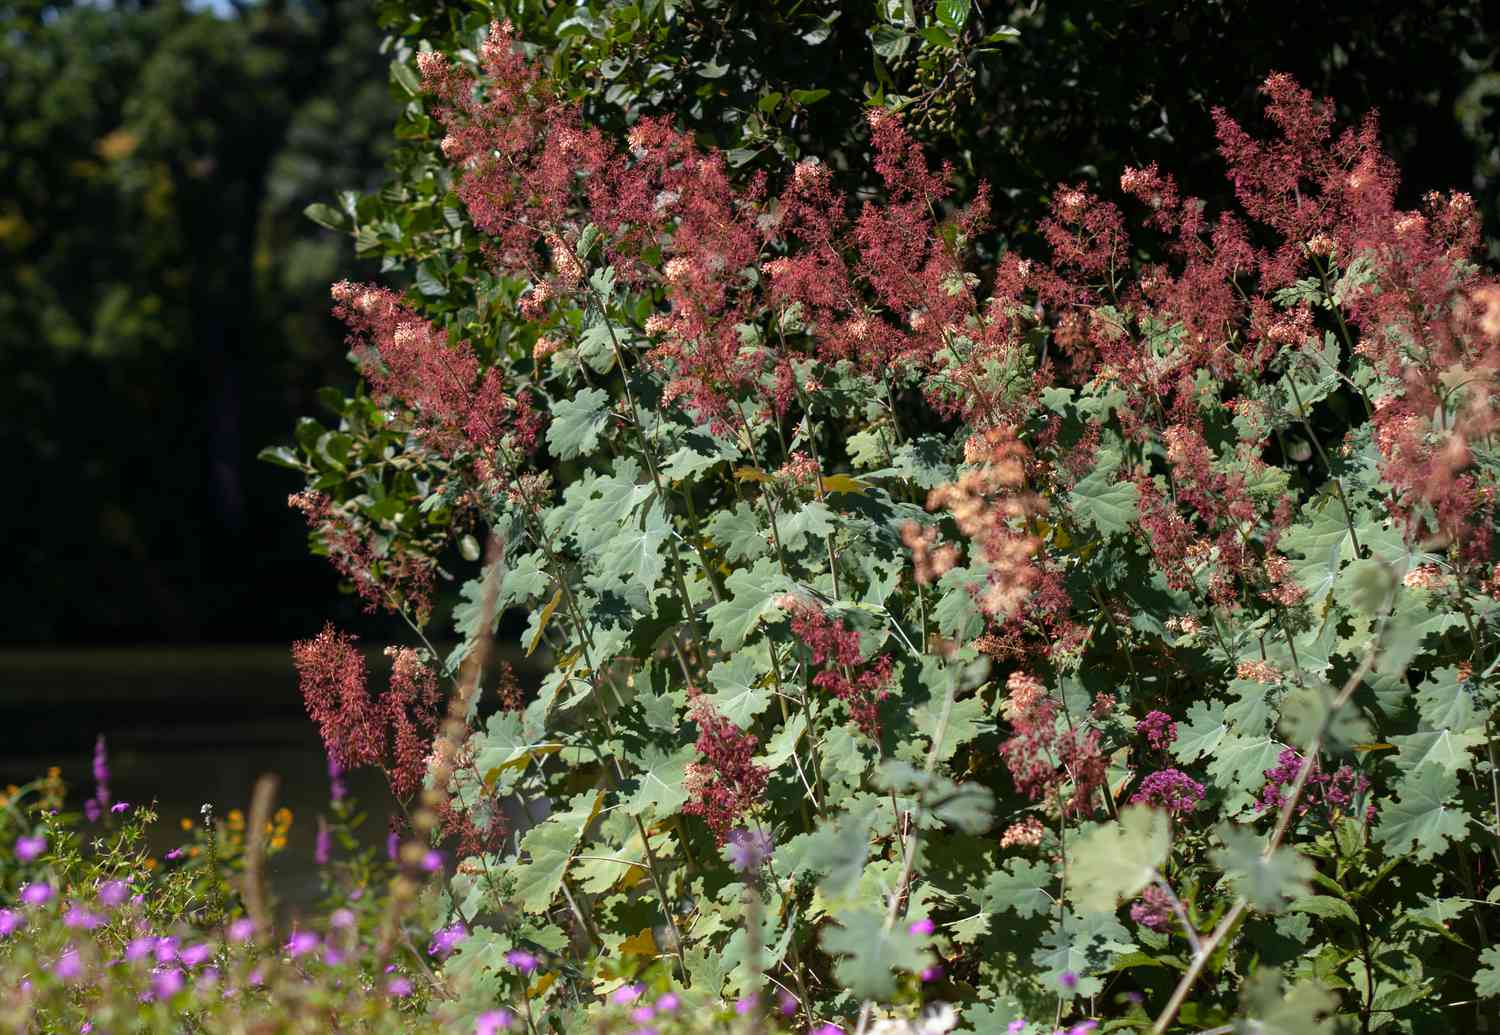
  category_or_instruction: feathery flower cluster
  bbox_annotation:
[289,489,436,621]
[292,626,445,805]
[999,816,1046,850]
[783,600,893,738]
[998,672,1106,817]
[682,699,769,844]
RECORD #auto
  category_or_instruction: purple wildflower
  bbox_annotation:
[180,943,213,967]
[655,994,680,1013]
[126,937,155,962]
[504,949,538,974]
[52,948,83,982]
[329,908,356,930]
[111,801,130,814]
[726,827,773,874]
[779,991,798,1016]
[327,752,347,803]
[611,983,643,1005]
[20,883,53,907]
[734,993,757,1015]
[98,880,128,908]
[908,917,935,936]
[1137,711,1177,751]
[286,931,319,958]
[386,831,400,861]
[153,968,184,998]
[1129,885,1174,932]
[387,976,413,997]
[475,1010,514,1035]
[92,735,111,816]
[428,922,468,959]
[0,909,23,937]
[1059,970,1078,991]
[920,965,944,982]
[1007,1023,1026,1034]
[164,848,184,862]
[315,817,331,866]
[631,1006,656,1023]
[64,906,102,930]
[227,918,256,943]
[421,849,444,873]
[1129,769,1205,815]
[15,835,46,863]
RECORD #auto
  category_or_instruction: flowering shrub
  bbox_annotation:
[266,18,1500,1035]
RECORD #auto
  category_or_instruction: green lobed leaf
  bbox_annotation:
[547,387,611,460]
[820,909,933,1001]
[1212,825,1314,912]
[1068,807,1170,913]
[1374,763,1470,863]
[1069,448,1139,537]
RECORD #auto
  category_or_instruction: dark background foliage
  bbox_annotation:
[5,0,1500,644]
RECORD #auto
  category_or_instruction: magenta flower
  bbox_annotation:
[314,817,331,866]
[0,909,23,937]
[1129,769,1205,815]
[504,949,538,974]
[110,802,130,814]
[920,964,944,982]
[421,849,444,873]
[64,906,102,930]
[907,917,935,936]
[286,931,319,958]
[20,883,53,907]
[329,908,356,930]
[180,943,213,967]
[655,993,680,1013]
[153,968,184,999]
[227,918,256,943]
[734,993,756,1014]
[1008,1023,1027,1034]
[126,937,155,962]
[327,752,347,804]
[1137,710,1178,752]
[98,880,129,908]
[428,922,468,959]
[778,991,798,1016]
[154,937,179,964]
[164,848,184,862]
[611,983,642,1005]
[386,832,400,861]
[52,948,83,982]
[387,976,413,997]
[631,1006,656,1023]
[1059,970,1079,991]
[475,1010,514,1035]
[15,835,46,862]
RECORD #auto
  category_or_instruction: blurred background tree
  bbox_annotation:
[5,0,1500,644]
[2,0,398,641]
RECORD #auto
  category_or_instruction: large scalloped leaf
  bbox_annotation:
[702,645,773,727]
[1069,807,1169,913]
[1068,448,1139,537]
[980,858,1055,920]
[820,909,933,1001]
[547,387,610,460]
[1374,764,1470,863]
[509,794,600,912]
[705,557,792,650]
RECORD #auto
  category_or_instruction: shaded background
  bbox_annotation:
[4,0,1500,897]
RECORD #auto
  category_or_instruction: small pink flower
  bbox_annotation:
[907,917,935,936]
[0,909,23,937]
[98,880,129,908]
[20,883,53,907]
[286,931,319,958]
[52,948,83,982]
[611,983,642,1005]
[655,993,680,1013]
[15,835,46,862]
[387,976,413,997]
[228,918,256,943]
[475,1009,514,1035]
